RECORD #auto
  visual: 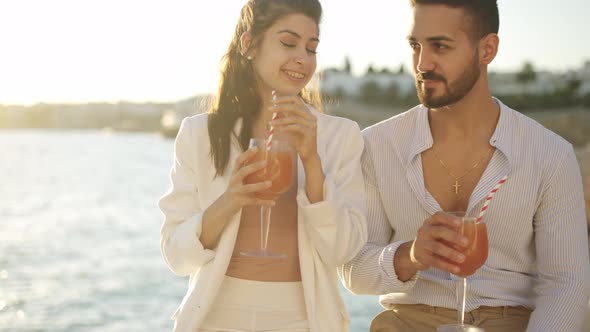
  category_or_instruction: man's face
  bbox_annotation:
[408,4,481,108]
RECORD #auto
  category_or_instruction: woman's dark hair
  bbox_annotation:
[208,0,323,177]
[410,0,499,41]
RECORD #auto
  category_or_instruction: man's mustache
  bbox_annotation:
[416,72,446,83]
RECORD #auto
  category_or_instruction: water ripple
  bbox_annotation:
[0,130,381,331]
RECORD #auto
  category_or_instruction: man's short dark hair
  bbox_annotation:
[410,0,499,40]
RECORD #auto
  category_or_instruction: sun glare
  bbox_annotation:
[0,0,587,105]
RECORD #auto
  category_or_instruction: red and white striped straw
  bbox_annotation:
[266,90,278,150]
[477,175,508,222]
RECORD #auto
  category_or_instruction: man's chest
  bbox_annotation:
[421,147,495,212]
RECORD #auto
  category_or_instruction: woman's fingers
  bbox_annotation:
[237,159,267,178]
[271,115,315,129]
[233,147,259,172]
[225,146,281,209]
[270,97,314,120]
[276,124,314,137]
[271,115,316,141]
[229,159,266,187]
[233,181,272,194]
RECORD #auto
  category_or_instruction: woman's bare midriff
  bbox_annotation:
[226,175,301,282]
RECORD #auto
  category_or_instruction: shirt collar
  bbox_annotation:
[404,98,514,169]
[489,98,514,169]
[403,104,433,168]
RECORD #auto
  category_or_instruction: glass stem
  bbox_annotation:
[457,276,467,325]
[260,205,272,254]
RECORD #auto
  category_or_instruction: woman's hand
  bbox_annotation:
[269,95,318,163]
[269,95,324,203]
[222,147,276,215]
[200,147,274,249]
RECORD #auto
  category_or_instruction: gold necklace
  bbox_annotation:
[432,146,493,195]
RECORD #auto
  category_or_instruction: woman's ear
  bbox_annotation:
[240,31,255,60]
[479,33,499,66]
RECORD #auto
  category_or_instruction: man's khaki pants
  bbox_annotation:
[371,304,532,332]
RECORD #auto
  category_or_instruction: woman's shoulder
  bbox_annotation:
[178,112,209,136]
[182,112,209,128]
[174,112,211,147]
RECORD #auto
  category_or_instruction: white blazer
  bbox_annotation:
[159,107,367,332]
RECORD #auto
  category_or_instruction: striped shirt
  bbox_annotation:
[339,99,590,332]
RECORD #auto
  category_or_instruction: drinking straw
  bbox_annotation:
[267,90,278,150]
[477,175,508,222]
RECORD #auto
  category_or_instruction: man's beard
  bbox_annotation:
[415,54,480,109]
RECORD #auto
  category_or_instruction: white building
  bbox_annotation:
[320,69,415,98]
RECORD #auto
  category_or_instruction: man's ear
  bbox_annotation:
[240,31,255,59]
[479,33,499,65]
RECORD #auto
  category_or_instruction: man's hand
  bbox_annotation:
[394,212,469,281]
[410,212,468,274]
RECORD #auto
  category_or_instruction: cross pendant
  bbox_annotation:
[452,180,462,194]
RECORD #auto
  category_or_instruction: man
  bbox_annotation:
[339,1,590,331]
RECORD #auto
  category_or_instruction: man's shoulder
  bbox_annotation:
[505,105,572,152]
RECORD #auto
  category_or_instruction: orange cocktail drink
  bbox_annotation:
[240,138,294,258]
[244,140,293,200]
[440,216,488,276]
[455,220,488,277]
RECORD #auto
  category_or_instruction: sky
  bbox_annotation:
[1,0,589,105]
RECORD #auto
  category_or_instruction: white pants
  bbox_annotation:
[199,276,309,332]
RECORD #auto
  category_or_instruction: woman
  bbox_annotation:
[159,0,367,331]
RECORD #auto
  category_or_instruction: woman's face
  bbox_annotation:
[250,13,319,97]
